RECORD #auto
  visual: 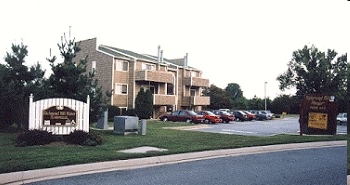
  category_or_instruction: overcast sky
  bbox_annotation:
[0,0,348,99]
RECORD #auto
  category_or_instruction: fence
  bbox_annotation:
[28,94,90,135]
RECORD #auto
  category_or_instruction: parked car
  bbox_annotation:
[212,110,235,123]
[243,110,256,121]
[337,113,347,125]
[261,110,274,120]
[159,110,204,123]
[196,110,222,124]
[231,110,248,121]
[249,110,268,120]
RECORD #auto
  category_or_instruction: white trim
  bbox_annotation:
[115,59,129,72]
[133,59,136,109]
[115,83,128,94]
[111,58,115,105]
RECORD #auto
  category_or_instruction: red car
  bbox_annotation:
[243,111,256,121]
[159,110,204,123]
[212,110,235,123]
[196,110,222,124]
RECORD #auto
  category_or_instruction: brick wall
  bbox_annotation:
[75,38,113,103]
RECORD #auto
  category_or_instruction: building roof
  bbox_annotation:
[98,43,199,71]
[100,45,157,63]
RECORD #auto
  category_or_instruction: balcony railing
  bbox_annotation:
[191,96,210,105]
[181,96,210,106]
[135,70,174,83]
[182,77,209,87]
[153,94,176,105]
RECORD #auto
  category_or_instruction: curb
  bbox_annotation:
[0,140,346,185]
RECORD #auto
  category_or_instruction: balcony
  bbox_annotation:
[135,70,174,84]
[153,94,176,105]
[181,96,210,106]
[182,77,209,87]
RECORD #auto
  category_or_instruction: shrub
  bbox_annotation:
[15,129,54,147]
[66,130,102,146]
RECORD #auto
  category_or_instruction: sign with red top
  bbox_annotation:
[299,94,337,135]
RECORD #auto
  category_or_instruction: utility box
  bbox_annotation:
[114,116,139,135]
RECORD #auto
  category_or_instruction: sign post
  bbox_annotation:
[299,94,337,135]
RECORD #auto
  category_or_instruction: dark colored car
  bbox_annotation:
[159,110,204,123]
[231,110,248,121]
[212,110,235,123]
[196,110,222,124]
[249,110,268,120]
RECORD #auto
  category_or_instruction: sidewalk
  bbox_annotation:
[0,140,347,185]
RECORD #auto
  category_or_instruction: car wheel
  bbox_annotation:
[204,119,210,124]
[162,117,168,122]
[186,119,191,123]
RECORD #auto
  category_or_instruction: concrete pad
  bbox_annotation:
[118,146,168,153]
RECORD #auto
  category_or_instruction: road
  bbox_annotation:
[27,145,346,185]
[194,117,347,136]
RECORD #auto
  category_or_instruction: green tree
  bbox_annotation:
[269,95,300,114]
[0,42,46,129]
[46,34,111,122]
[277,45,347,99]
[202,84,231,110]
[225,83,245,109]
[135,87,153,119]
[231,97,248,110]
[247,95,271,110]
[225,83,243,100]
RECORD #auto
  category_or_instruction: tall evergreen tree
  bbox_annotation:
[135,87,153,119]
[46,34,111,122]
[0,42,45,129]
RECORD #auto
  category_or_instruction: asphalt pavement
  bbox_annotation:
[0,140,346,185]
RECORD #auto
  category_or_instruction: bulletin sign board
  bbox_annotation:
[299,94,337,135]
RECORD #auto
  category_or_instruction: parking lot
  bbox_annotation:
[187,117,347,136]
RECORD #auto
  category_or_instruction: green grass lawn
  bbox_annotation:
[0,120,347,174]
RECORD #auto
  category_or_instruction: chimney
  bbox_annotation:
[160,50,163,62]
[184,53,188,67]
[157,45,161,62]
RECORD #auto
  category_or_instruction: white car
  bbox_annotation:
[261,110,274,120]
[337,113,347,125]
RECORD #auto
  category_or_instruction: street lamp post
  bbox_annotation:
[264,82,267,111]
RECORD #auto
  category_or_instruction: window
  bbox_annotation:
[190,88,196,96]
[92,61,96,72]
[115,84,127,94]
[142,63,155,71]
[141,85,156,94]
[115,60,128,71]
[167,83,174,95]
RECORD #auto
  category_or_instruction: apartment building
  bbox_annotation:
[75,38,210,118]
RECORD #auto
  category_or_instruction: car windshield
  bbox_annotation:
[187,110,197,115]
[205,111,216,116]
[221,111,230,115]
